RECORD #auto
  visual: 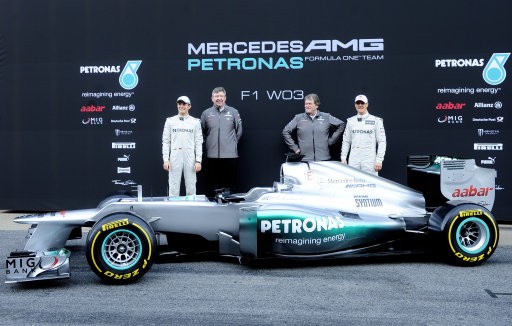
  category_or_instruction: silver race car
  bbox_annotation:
[5,155,499,284]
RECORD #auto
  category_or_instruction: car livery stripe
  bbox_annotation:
[133,223,152,261]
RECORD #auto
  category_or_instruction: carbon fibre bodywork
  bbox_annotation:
[5,156,499,283]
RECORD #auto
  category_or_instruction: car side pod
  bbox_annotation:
[239,207,259,262]
[5,248,71,283]
[428,201,499,266]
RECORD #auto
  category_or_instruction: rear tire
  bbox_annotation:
[86,213,156,284]
[444,206,499,266]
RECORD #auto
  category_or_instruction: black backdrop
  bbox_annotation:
[0,0,510,221]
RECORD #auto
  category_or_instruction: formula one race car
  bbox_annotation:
[6,154,499,284]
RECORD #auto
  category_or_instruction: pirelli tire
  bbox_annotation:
[97,193,134,209]
[86,213,156,284]
[440,204,499,266]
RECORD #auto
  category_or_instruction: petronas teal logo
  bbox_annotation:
[482,53,510,85]
[119,60,142,90]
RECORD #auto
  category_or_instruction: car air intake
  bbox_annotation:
[407,155,435,168]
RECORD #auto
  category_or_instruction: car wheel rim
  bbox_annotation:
[101,229,141,270]
[456,217,490,254]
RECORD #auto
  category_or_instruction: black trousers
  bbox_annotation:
[204,157,239,197]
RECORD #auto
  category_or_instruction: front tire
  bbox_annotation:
[444,206,499,266]
[86,213,156,284]
[97,194,134,209]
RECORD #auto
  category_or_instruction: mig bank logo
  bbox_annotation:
[438,115,463,124]
[119,60,142,90]
[483,53,510,85]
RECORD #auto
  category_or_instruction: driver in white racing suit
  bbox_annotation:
[341,95,386,175]
[162,96,203,196]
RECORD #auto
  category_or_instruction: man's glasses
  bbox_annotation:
[355,101,366,105]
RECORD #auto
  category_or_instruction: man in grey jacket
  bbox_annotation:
[200,87,242,196]
[283,93,345,161]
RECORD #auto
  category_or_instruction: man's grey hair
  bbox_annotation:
[212,87,226,95]
[304,93,320,106]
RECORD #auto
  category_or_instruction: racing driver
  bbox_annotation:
[162,96,203,196]
[341,94,386,175]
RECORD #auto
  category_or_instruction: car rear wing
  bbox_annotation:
[407,155,497,211]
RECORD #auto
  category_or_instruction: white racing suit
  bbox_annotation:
[341,113,386,175]
[162,115,203,196]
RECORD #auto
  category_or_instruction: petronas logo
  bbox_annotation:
[119,60,142,90]
[483,53,510,85]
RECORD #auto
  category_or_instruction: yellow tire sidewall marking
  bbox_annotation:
[90,230,103,273]
[133,222,152,261]
[485,212,498,249]
[448,215,460,254]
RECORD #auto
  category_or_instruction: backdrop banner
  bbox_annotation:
[0,1,510,221]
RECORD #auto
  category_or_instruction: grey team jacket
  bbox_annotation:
[282,111,345,161]
[200,105,243,158]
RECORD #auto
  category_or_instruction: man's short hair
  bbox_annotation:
[212,87,226,95]
[304,93,320,106]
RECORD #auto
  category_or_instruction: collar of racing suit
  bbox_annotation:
[356,112,369,121]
